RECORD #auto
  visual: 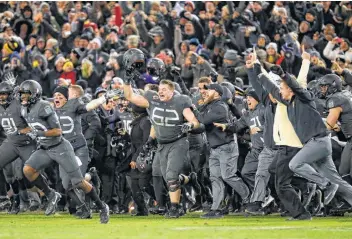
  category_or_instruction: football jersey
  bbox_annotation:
[326,91,352,138]
[21,100,62,147]
[55,98,88,149]
[115,110,133,135]
[0,100,32,146]
[233,104,266,149]
[145,91,192,143]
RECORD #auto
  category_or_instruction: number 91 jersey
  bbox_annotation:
[145,91,192,143]
[0,100,32,146]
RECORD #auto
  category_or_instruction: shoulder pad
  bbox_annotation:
[326,94,344,109]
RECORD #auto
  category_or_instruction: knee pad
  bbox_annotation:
[167,180,181,192]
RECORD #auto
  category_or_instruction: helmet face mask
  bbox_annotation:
[19,80,42,106]
[146,58,165,82]
[123,49,145,75]
[319,74,342,96]
[0,82,14,106]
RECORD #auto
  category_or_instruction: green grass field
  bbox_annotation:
[1,213,352,239]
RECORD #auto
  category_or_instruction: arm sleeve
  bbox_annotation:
[191,18,204,43]
[39,104,61,129]
[228,103,242,119]
[296,59,310,89]
[174,27,182,60]
[323,41,338,61]
[41,20,60,39]
[83,111,101,143]
[226,117,248,133]
[177,76,191,96]
[205,34,216,50]
[258,73,286,105]
[247,67,268,103]
[282,74,313,102]
[50,3,67,26]
[119,1,133,15]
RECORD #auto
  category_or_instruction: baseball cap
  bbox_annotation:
[204,83,223,96]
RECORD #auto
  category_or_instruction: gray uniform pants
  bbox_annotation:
[25,139,83,190]
[60,146,90,190]
[289,136,352,206]
[3,158,24,183]
[209,141,250,210]
[250,147,276,203]
[152,137,189,182]
[289,136,332,188]
[339,140,352,178]
[0,141,36,169]
[241,148,261,191]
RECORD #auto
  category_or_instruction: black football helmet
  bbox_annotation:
[136,147,156,174]
[0,82,14,106]
[147,58,165,82]
[319,74,342,96]
[19,80,42,106]
[123,48,145,74]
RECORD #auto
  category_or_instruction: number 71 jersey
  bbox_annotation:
[145,91,192,143]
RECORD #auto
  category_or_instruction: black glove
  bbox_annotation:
[270,65,285,78]
[181,122,194,133]
[142,136,156,153]
[26,130,38,140]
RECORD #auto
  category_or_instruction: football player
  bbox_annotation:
[0,82,37,214]
[123,48,201,218]
[19,80,110,223]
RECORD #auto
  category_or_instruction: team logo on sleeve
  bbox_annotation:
[328,100,334,108]
[44,106,53,115]
[153,95,159,100]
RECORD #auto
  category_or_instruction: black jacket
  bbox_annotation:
[130,114,151,162]
[81,110,101,146]
[260,73,327,145]
[195,99,233,148]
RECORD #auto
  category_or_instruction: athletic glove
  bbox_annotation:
[181,122,194,133]
[142,136,156,153]
[26,130,38,140]
[4,72,17,86]
[105,89,124,100]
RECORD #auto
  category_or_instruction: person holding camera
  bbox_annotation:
[127,98,155,216]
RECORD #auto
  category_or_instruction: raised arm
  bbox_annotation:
[296,45,311,89]
[124,84,150,108]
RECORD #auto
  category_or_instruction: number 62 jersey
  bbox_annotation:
[145,91,192,144]
[0,99,33,146]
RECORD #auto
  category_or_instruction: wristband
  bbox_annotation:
[36,130,45,137]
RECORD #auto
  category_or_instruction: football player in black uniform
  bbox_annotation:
[322,74,352,207]
[53,84,120,218]
[124,73,201,218]
[0,82,37,214]
[18,80,110,223]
